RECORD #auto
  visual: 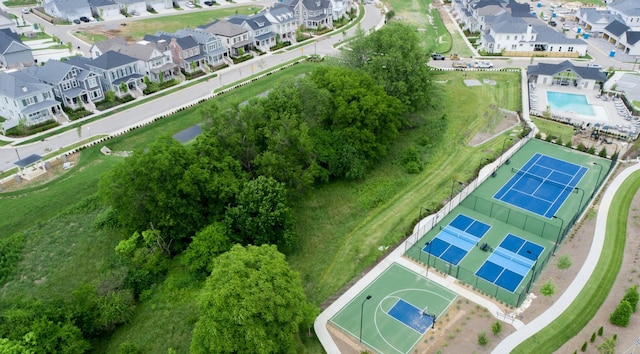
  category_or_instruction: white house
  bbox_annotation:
[43,0,92,22]
[527,60,608,90]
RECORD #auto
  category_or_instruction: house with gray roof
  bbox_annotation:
[83,50,146,97]
[117,41,179,83]
[145,33,206,73]
[113,0,147,17]
[575,0,640,55]
[90,37,127,59]
[43,0,92,22]
[281,0,333,30]
[228,14,276,51]
[0,29,34,69]
[527,60,607,90]
[455,0,587,57]
[261,4,297,42]
[199,20,251,57]
[174,28,226,67]
[0,70,63,132]
[0,10,17,33]
[608,0,640,31]
[22,59,104,111]
[89,0,121,20]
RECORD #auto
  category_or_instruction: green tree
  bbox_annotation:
[226,176,294,251]
[183,222,232,277]
[99,137,208,249]
[115,230,170,296]
[597,335,616,354]
[623,285,639,312]
[557,255,572,270]
[610,300,632,327]
[190,245,316,354]
[0,338,33,354]
[342,22,435,112]
[477,331,488,346]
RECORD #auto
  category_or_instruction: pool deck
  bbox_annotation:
[529,85,639,138]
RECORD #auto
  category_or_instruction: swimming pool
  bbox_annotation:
[546,91,595,116]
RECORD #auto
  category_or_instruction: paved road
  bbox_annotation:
[0,2,384,172]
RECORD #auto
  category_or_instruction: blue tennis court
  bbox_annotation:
[387,299,434,334]
[423,214,491,266]
[475,235,541,292]
[499,233,545,261]
[493,153,587,218]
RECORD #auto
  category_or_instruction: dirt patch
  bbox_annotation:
[468,109,520,147]
[0,153,80,193]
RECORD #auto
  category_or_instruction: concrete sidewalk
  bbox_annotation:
[492,160,640,353]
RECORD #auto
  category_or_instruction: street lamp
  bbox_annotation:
[499,137,513,165]
[359,295,372,344]
[592,162,602,200]
[552,215,564,254]
[574,187,585,212]
[14,148,21,161]
[425,241,432,276]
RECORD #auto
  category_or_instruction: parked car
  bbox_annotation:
[204,0,216,5]
[431,53,445,60]
[473,61,493,68]
[185,1,195,7]
[452,61,468,68]
[21,8,29,14]
[73,18,81,24]
[130,10,140,16]
[562,24,570,30]
[79,16,90,22]
[549,20,557,27]
[587,63,602,69]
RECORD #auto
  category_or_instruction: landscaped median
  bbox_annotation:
[508,166,640,353]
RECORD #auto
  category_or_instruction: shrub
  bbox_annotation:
[590,332,596,343]
[577,142,587,152]
[623,285,639,312]
[557,254,572,270]
[535,132,542,139]
[610,300,632,327]
[598,326,603,336]
[599,147,608,158]
[581,341,587,352]
[491,321,502,336]
[477,331,488,346]
[587,146,596,155]
[540,279,556,296]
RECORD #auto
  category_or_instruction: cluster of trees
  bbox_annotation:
[1,23,437,352]
[610,285,638,327]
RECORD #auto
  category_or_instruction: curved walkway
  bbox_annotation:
[493,160,640,353]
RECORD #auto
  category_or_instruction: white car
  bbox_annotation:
[587,63,602,69]
[21,8,29,14]
[185,1,195,7]
[474,61,494,68]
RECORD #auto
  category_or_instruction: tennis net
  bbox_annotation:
[494,247,533,268]
[511,167,573,191]
[441,226,478,246]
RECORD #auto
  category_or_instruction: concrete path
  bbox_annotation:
[493,160,640,353]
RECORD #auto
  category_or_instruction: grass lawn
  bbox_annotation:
[513,168,639,353]
[2,0,37,7]
[20,32,51,41]
[386,0,446,53]
[0,67,522,352]
[75,5,258,43]
[531,117,575,142]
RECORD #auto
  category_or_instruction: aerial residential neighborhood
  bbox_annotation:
[0,0,639,352]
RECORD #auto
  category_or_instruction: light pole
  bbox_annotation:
[14,148,21,161]
[552,215,564,254]
[574,187,585,212]
[359,295,372,344]
[449,181,463,213]
[425,241,432,276]
[499,137,513,165]
[592,162,602,200]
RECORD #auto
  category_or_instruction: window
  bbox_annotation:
[62,82,72,90]
[558,47,562,51]
[90,89,102,99]
[511,44,517,50]
[514,35,518,40]
[506,35,510,40]
[87,77,97,87]
[568,47,574,52]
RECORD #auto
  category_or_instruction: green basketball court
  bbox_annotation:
[330,263,457,354]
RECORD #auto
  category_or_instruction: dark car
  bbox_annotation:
[80,16,90,22]
[431,53,445,60]
[73,18,81,24]
[204,0,216,5]
[549,20,557,27]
